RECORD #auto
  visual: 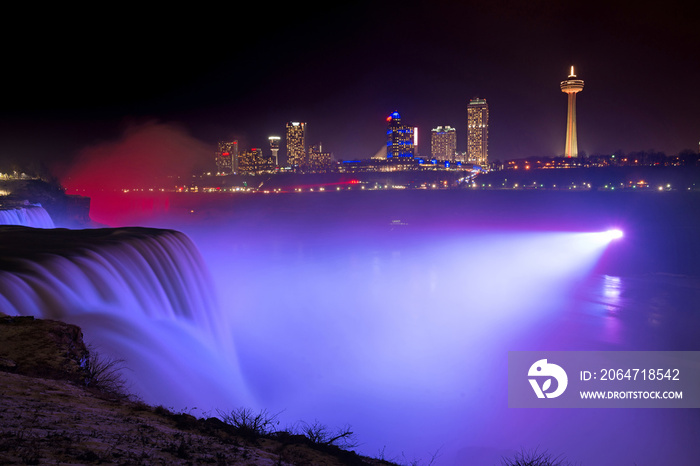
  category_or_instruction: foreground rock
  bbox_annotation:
[0,315,88,384]
[0,316,394,465]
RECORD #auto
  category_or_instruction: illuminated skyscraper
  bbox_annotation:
[430,126,457,161]
[215,140,238,175]
[268,136,280,167]
[237,147,258,174]
[285,122,306,169]
[467,98,489,167]
[560,66,584,158]
[386,111,415,159]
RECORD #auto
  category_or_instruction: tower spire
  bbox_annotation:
[560,66,584,158]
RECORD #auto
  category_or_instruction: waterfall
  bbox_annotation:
[0,204,55,228]
[0,226,249,410]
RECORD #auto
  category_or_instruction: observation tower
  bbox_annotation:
[560,66,584,158]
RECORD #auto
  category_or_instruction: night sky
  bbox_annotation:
[1,1,698,175]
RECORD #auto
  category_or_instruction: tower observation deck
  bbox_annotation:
[560,66,584,158]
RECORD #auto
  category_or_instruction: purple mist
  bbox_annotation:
[11,189,684,465]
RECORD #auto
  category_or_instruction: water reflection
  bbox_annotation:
[602,275,623,344]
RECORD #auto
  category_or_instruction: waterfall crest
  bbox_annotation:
[0,226,249,410]
[0,204,55,228]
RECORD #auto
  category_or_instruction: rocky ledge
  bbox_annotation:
[0,315,395,465]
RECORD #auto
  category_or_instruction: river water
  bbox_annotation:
[86,189,700,465]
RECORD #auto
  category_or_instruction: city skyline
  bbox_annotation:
[0,1,697,179]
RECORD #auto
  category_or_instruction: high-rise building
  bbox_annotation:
[268,136,281,167]
[286,122,306,170]
[215,141,238,175]
[560,66,584,158]
[386,111,415,159]
[430,126,457,161]
[237,147,259,174]
[238,147,276,175]
[467,98,489,167]
[308,143,332,172]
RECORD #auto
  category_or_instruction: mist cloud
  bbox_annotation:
[62,121,212,193]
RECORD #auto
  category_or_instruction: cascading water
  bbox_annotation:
[0,204,55,228]
[0,226,250,410]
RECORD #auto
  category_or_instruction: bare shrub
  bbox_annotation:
[294,420,357,448]
[216,407,280,437]
[82,347,128,397]
[502,448,577,466]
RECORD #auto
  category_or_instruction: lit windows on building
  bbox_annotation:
[308,144,332,172]
[286,122,307,170]
[215,141,238,175]
[237,148,259,174]
[238,148,276,175]
[430,126,457,161]
[386,111,415,159]
[268,136,281,167]
[467,98,489,167]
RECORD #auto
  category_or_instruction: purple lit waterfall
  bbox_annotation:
[0,226,250,409]
[0,204,55,228]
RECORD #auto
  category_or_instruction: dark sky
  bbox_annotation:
[1,1,698,173]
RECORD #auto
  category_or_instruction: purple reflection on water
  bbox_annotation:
[602,275,624,344]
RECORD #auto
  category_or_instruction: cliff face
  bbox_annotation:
[0,315,89,384]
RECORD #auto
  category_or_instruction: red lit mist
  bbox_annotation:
[59,121,211,195]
